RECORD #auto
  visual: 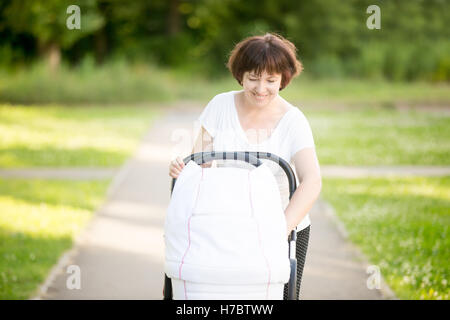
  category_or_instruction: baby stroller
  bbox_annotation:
[163,151,299,300]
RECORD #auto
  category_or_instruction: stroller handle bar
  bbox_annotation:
[171,151,297,200]
[166,151,299,300]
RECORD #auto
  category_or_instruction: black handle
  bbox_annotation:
[171,151,297,198]
[171,151,262,194]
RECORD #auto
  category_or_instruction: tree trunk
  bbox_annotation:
[47,42,61,72]
[39,40,61,73]
[95,28,108,64]
[168,0,180,35]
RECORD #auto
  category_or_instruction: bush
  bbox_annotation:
[0,58,174,104]
[307,54,345,79]
[348,42,386,80]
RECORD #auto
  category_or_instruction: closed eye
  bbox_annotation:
[249,78,276,83]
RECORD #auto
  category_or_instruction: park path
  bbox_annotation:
[27,106,426,300]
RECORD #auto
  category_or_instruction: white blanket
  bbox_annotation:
[164,160,290,287]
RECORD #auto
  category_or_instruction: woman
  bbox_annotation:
[169,33,322,299]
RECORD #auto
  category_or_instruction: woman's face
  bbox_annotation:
[241,70,282,107]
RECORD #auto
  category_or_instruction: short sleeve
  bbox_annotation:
[197,95,220,137]
[289,109,315,160]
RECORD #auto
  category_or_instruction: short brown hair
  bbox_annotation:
[226,33,303,91]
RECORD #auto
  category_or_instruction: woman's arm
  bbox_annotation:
[192,126,214,168]
[169,126,214,178]
[284,147,322,236]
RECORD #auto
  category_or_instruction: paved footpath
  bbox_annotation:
[33,107,399,300]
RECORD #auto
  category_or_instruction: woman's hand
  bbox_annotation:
[169,157,185,178]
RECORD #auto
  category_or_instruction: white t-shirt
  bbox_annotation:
[197,90,316,231]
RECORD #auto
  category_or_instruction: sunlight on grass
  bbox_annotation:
[0,105,160,167]
[305,108,450,165]
[321,176,450,300]
[0,178,110,299]
[0,197,91,237]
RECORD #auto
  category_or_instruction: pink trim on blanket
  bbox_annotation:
[178,167,203,300]
[248,171,272,299]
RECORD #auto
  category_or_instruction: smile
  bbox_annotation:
[253,93,268,99]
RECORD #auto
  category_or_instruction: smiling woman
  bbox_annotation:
[168,33,322,300]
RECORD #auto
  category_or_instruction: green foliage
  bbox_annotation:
[1,61,450,105]
[2,0,104,49]
[0,0,449,81]
[0,58,173,104]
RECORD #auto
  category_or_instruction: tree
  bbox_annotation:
[3,0,104,71]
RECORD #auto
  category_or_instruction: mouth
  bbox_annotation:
[253,93,268,100]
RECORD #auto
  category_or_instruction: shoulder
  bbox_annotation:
[198,91,235,127]
[280,98,310,125]
[208,90,234,105]
[291,107,309,123]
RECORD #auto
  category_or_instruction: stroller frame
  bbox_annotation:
[163,151,298,300]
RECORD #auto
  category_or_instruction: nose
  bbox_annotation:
[255,81,267,94]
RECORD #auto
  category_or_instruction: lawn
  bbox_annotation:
[321,176,450,300]
[0,104,160,167]
[0,178,111,299]
[302,107,450,166]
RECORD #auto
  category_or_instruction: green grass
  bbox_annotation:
[302,107,450,166]
[321,176,450,300]
[0,178,111,300]
[0,104,160,167]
